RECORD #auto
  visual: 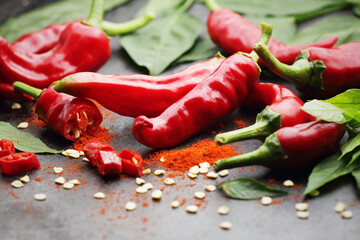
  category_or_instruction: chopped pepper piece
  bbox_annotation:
[118,149,144,177]
[0,152,41,175]
[0,139,15,158]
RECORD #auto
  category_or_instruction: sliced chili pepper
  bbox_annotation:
[53,56,224,118]
[204,0,337,65]
[213,120,346,171]
[118,149,143,177]
[253,41,360,98]
[96,150,122,176]
[0,152,41,175]
[83,141,115,167]
[13,82,103,141]
[215,82,308,144]
[0,139,15,158]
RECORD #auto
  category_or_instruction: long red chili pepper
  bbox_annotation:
[0,152,41,175]
[204,0,337,65]
[52,56,224,118]
[13,81,102,141]
[215,82,308,144]
[253,41,360,98]
[213,120,346,171]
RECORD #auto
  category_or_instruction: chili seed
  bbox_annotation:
[151,190,163,200]
[296,211,309,219]
[54,176,66,185]
[340,210,353,219]
[68,151,80,159]
[125,201,136,211]
[186,205,198,213]
[283,180,294,187]
[79,151,84,156]
[160,157,165,162]
[199,162,210,169]
[261,196,272,206]
[218,205,230,215]
[142,168,151,175]
[334,202,346,213]
[63,182,75,190]
[154,169,165,176]
[53,167,63,174]
[219,221,232,230]
[136,186,148,194]
[194,191,206,199]
[93,192,105,199]
[82,157,89,162]
[20,175,30,183]
[17,122,29,129]
[143,183,153,190]
[11,180,24,188]
[187,172,198,179]
[189,165,200,175]
[198,167,209,174]
[163,178,175,185]
[295,203,308,211]
[34,193,47,201]
[206,171,218,179]
[171,200,180,208]
[11,103,21,110]
[135,177,145,185]
[204,185,216,192]
[69,179,80,185]
[218,169,229,177]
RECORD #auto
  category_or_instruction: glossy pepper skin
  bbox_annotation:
[0,81,33,101]
[253,41,360,98]
[118,149,144,177]
[213,120,346,171]
[83,141,115,167]
[0,152,41,175]
[53,56,224,118]
[215,82,308,144]
[0,139,15,158]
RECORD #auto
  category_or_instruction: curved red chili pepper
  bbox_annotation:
[215,82,308,144]
[213,120,346,171]
[253,41,360,98]
[0,139,15,158]
[52,56,224,118]
[0,152,41,175]
[132,52,260,149]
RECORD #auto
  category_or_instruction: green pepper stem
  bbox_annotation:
[253,43,326,93]
[213,133,287,171]
[204,0,221,11]
[179,0,195,12]
[215,107,281,144]
[248,22,273,63]
[102,12,156,36]
[83,0,104,29]
[13,82,42,99]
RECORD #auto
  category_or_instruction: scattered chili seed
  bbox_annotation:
[296,211,309,219]
[63,182,75,190]
[20,175,30,183]
[295,203,308,211]
[34,193,47,201]
[219,221,232,230]
[54,176,66,185]
[11,180,23,188]
[186,205,198,213]
[163,178,175,185]
[340,210,353,219]
[11,103,21,110]
[17,122,29,129]
[68,151,81,159]
[171,200,180,208]
[143,183,153,190]
[189,165,200,175]
[53,167,63,174]
[283,180,294,187]
[206,171,218,179]
[218,169,229,177]
[142,168,151,175]
[69,179,80,185]
[136,177,145,185]
[218,205,230,215]
[79,151,84,156]
[154,169,165,176]
[204,185,216,192]
[82,157,89,162]
[198,167,209,174]
[125,201,136,211]
[334,202,346,213]
[93,192,105,199]
[199,162,210,168]
[151,190,163,200]
[187,172,198,179]
[261,196,272,206]
[160,157,165,162]
[194,191,206,199]
[136,186,148,194]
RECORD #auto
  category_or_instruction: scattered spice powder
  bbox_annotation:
[71,126,113,151]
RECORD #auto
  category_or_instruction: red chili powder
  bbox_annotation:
[71,126,113,151]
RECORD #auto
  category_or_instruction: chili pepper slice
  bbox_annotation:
[213,120,346,171]
[0,139,15,158]
[96,150,122,176]
[215,82,308,144]
[0,152,41,175]
[118,149,143,177]
[83,141,115,167]
[52,56,224,118]
[253,41,360,98]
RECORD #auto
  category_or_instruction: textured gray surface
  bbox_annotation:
[0,1,359,240]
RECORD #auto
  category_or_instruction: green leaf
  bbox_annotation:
[0,121,61,154]
[219,177,288,200]
[301,100,347,124]
[351,166,360,195]
[218,0,349,22]
[339,133,360,161]
[353,5,360,16]
[0,0,130,42]
[288,15,360,46]
[136,0,186,17]
[120,12,203,75]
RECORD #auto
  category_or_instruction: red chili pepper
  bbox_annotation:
[215,82,308,144]
[0,152,41,175]
[213,120,346,171]
[204,0,337,65]
[96,151,123,176]
[0,81,33,101]
[13,82,103,141]
[52,56,224,118]
[0,139,15,158]
[118,149,144,177]
[83,141,115,167]
[253,41,360,98]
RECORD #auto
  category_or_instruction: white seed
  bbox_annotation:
[20,175,30,183]
[160,157,165,162]
[283,180,294,187]
[189,165,200,175]
[204,185,216,192]
[151,190,163,200]
[187,172,198,179]
[219,221,232,230]
[218,169,229,177]
[53,167,63,174]
[79,151,84,156]
[63,182,75,189]
[218,205,230,215]
[135,177,145,185]
[297,211,310,219]
[261,196,272,206]
[82,157,89,162]
[54,176,66,185]
[199,162,210,169]
[11,180,23,188]
[65,149,78,154]
[62,151,69,157]
[82,111,88,119]
[334,202,346,213]
[154,169,165,176]
[143,183,153,190]
[206,171,218,179]
[34,193,47,201]
[142,168,151,175]
[136,186,148,194]
[93,192,105,199]
[125,201,136,211]
[74,129,80,139]
[11,103,21,110]
[163,178,175,185]
[17,122,29,129]
[198,167,209,174]
[171,200,180,208]
[76,112,80,122]
[69,179,80,185]
[186,205,198,213]
[340,210,353,219]
[194,191,206,199]
[68,151,80,159]
[295,203,308,211]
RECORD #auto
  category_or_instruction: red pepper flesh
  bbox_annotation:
[0,152,41,175]
[96,150,122,176]
[84,141,115,167]
[0,139,15,158]
[118,149,144,177]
